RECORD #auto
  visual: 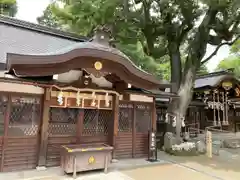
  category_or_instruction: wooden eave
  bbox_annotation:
[6,42,171,90]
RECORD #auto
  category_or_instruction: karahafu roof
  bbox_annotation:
[194,69,238,89]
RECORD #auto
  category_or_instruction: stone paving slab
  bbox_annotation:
[21,172,134,180]
[0,158,166,180]
[157,151,240,180]
[123,164,219,180]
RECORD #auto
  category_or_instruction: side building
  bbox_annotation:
[156,70,240,139]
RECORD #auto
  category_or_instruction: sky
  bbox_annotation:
[15,0,230,72]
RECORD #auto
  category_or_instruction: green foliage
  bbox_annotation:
[37,4,60,29]
[0,0,17,17]
[231,39,240,55]
[216,56,240,78]
[216,37,240,78]
[116,41,170,79]
[197,65,209,75]
[37,0,239,83]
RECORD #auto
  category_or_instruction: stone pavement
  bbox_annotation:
[20,171,134,180]
[1,151,240,180]
[0,158,165,180]
[123,163,219,180]
[157,151,240,180]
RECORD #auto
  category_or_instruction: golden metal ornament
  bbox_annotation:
[88,156,95,164]
[222,81,232,91]
[94,61,103,70]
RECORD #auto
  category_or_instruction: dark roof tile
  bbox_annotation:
[0,15,89,42]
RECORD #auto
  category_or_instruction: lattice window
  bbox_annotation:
[136,104,151,133]
[118,103,133,132]
[83,109,112,136]
[9,96,41,136]
[0,95,8,136]
[48,108,79,136]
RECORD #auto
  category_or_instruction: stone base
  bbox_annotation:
[36,166,47,171]
[223,139,240,149]
[111,159,119,163]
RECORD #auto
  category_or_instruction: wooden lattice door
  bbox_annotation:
[46,107,112,167]
[115,102,134,158]
[134,103,152,158]
[46,108,79,167]
[3,95,41,172]
[81,109,112,144]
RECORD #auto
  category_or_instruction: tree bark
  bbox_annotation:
[167,65,196,140]
[168,42,182,88]
[164,8,218,142]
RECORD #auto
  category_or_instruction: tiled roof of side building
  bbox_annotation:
[194,69,236,89]
[0,15,89,42]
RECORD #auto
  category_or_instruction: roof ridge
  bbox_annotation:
[0,15,89,42]
[196,69,234,79]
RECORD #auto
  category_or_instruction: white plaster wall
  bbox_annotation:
[130,94,153,102]
[0,81,44,94]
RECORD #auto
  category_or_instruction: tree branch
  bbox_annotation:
[201,35,240,65]
[178,24,193,43]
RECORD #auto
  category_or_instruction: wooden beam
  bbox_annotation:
[0,94,11,172]
[112,95,119,158]
[77,110,84,143]
[152,97,156,131]
[132,103,136,158]
[38,88,50,167]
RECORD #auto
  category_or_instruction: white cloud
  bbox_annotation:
[16,0,51,23]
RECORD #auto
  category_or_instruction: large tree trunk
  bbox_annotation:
[167,66,197,140]
[168,43,182,88]
[164,8,217,142]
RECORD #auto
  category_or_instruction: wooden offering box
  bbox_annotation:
[60,143,113,178]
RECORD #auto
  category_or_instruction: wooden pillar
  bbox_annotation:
[76,110,84,143]
[152,97,156,131]
[132,103,136,158]
[1,94,11,172]
[112,95,119,158]
[234,109,237,133]
[38,88,50,167]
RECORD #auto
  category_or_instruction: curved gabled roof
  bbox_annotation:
[194,70,239,89]
[7,41,170,90]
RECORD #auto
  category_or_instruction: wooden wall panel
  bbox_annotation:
[80,136,108,144]
[115,133,133,158]
[0,137,3,170]
[135,133,148,158]
[46,136,77,167]
[2,137,39,172]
